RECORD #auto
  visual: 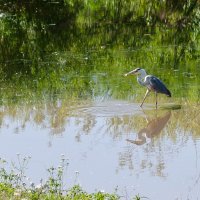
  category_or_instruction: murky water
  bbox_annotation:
[0,95,200,199]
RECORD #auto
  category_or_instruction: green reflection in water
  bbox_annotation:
[0,1,199,108]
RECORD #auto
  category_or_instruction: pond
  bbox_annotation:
[1,70,200,200]
[0,4,200,199]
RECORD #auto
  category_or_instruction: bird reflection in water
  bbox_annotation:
[127,111,171,145]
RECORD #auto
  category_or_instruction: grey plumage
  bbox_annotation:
[145,75,171,97]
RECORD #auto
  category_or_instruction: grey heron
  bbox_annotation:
[124,68,171,109]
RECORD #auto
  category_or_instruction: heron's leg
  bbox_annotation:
[140,89,150,107]
[155,92,158,109]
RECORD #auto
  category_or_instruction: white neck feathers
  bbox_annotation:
[137,69,147,86]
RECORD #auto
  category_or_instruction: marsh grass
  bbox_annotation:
[0,155,140,200]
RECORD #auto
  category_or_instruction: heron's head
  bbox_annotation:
[124,68,146,76]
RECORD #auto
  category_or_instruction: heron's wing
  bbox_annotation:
[147,75,171,97]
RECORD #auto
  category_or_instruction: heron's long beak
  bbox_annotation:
[124,69,137,77]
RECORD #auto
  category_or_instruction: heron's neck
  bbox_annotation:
[137,72,147,86]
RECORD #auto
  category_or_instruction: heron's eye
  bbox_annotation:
[136,68,141,72]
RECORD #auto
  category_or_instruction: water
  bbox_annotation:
[0,4,200,198]
[0,96,200,199]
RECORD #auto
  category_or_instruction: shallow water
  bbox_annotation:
[0,98,200,200]
[0,9,200,198]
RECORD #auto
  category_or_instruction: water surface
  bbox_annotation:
[0,5,200,199]
[0,96,200,199]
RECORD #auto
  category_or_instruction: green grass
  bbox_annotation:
[0,184,120,200]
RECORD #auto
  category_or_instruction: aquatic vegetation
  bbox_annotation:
[0,0,199,85]
[0,1,199,109]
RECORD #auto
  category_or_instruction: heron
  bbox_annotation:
[124,68,171,109]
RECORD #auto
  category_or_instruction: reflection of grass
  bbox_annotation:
[0,155,131,200]
[1,92,200,139]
